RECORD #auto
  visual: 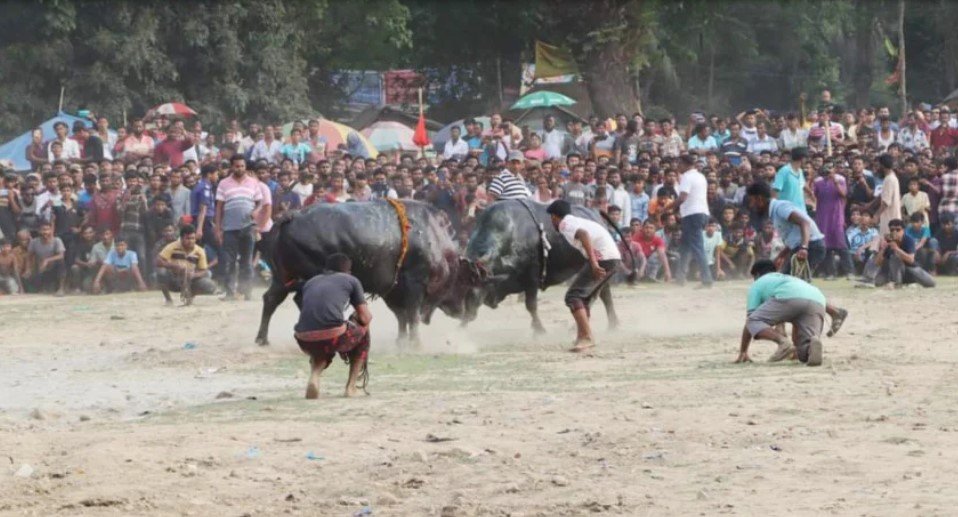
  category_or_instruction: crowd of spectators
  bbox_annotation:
[1,89,957,298]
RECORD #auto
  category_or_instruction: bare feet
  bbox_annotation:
[569,339,595,353]
[344,386,366,397]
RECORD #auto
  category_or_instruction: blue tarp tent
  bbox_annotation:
[0,111,96,171]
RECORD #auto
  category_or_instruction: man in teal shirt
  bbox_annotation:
[734,259,847,366]
[773,147,808,213]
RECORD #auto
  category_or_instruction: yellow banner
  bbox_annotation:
[534,40,579,79]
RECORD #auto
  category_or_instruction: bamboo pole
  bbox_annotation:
[898,0,907,116]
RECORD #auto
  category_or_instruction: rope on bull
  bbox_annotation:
[790,253,811,282]
[517,199,551,289]
[385,198,412,293]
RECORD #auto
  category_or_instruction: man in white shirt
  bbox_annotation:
[443,126,469,161]
[48,121,81,163]
[607,169,631,229]
[547,199,621,353]
[249,126,282,164]
[541,115,570,160]
[675,154,712,287]
[778,113,809,151]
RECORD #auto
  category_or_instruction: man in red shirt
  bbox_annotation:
[86,174,121,235]
[930,109,958,151]
[631,219,672,282]
[153,126,194,168]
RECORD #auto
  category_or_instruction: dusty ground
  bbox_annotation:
[2,279,958,516]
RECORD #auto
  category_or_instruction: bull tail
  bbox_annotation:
[599,210,638,285]
[271,211,314,289]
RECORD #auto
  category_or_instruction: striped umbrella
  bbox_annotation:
[361,121,426,151]
[145,102,198,119]
[281,118,378,158]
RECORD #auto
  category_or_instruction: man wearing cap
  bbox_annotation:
[674,154,713,287]
[488,151,531,201]
[546,199,621,352]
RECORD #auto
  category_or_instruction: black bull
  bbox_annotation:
[254,200,471,345]
[461,200,635,333]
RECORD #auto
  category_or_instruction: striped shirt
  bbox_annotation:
[216,174,262,231]
[940,170,958,218]
[488,171,530,200]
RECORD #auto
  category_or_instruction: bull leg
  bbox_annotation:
[255,281,291,346]
[407,308,422,349]
[524,286,546,335]
[305,356,330,399]
[598,284,619,330]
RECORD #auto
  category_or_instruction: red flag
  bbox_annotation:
[413,113,430,147]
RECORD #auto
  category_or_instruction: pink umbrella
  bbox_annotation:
[145,102,198,120]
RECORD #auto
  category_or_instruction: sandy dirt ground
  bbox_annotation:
[2,279,958,516]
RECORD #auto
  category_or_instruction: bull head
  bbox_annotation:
[458,257,490,286]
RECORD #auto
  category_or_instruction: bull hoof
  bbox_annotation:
[608,319,620,331]
[532,325,547,337]
[255,337,270,347]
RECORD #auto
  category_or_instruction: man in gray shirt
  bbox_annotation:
[28,222,66,295]
[293,254,373,399]
[169,168,192,223]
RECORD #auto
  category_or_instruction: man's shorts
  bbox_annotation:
[746,298,825,346]
[295,321,370,364]
[565,259,620,310]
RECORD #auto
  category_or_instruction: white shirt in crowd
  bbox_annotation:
[48,138,81,162]
[748,134,779,154]
[250,139,282,164]
[609,185,631,228]
[558,215,622,261]
[778,128,808,151]
[541,128,568,160]
[677,167,709,218]
[443,138,469,160]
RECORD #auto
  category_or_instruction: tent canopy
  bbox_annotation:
[0,111,97,172]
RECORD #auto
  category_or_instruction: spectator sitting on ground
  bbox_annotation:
[630,218,672,282]
[934,214,958,275]
[905,212,936,273]
[718,223,756,279]
[156,224,217,305]
[92,237,147,294]
[0,238,23,294]
[874,218,935,289]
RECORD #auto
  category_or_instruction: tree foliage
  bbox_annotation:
[0,0,956,138]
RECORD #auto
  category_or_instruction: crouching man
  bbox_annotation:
[546,199,621,353]
[293,253,372,399]
[156,224,217,305]
[735,259,848,367]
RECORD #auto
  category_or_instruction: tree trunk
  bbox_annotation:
[898,0,907,116]
[850,1,876,108]
[579,40,641,118]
